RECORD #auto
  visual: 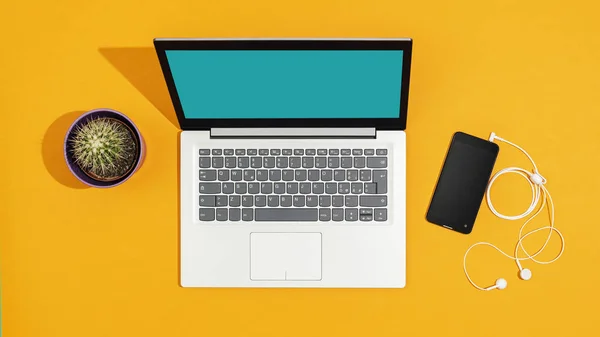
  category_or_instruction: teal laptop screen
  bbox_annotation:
[165,50,404,119]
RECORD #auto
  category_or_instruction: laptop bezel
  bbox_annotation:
[154,38,412,131]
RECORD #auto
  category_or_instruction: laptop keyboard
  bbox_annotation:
[198,148,389,222]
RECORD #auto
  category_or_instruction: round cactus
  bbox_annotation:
[70,117,136,180]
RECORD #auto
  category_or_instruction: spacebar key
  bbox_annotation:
[255,209,318,221]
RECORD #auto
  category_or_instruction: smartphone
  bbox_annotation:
[426,132,499,234]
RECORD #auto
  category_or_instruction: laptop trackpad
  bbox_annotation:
[250,233,322,281]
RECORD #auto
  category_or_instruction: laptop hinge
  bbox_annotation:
[210,128,376,138]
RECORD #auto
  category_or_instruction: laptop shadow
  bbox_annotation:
[99,47,178,129]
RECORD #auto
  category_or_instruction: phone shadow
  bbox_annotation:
[98,47,178,129]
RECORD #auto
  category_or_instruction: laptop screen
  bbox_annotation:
[165,50,404,119]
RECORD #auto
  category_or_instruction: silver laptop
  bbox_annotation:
[154,38,412,288]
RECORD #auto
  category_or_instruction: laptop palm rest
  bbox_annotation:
[250,233,322,281]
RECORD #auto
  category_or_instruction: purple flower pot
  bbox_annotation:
[64,109,145,188]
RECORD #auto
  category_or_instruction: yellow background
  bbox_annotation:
[1,0,599,336]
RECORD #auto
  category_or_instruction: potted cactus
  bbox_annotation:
[64,109,145,188]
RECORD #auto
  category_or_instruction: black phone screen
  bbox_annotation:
[426,132,499,234]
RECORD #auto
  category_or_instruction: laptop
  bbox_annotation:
[154,38,412,288]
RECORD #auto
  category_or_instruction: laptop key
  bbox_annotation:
[255,209,318,221]
[325,182,337,194]
[216,208,228,221]
[259,149,269,155]
[341,157,353,168]
[321,170,333,181]
[345,208,358,221]
[235,182,247,194]
[290,157,302,168]
[338,182,350,194]
[251,157,262,168]
[293,195,305,207]
[329,149,339,155]
[199,208,215,221]
[282,149,292,155]
[199,183,220,194]
[287,182,299,194]
[360,169,371,181]
[256,169,268,181]
[341,149,351,155]
[199,157,211,168]
[317,149,327,155]
[229,195,241,207]
[212,149,222,155]
[334,169,345,181]
[269,169,282,181]
[242,208,253,221]
[238,157,250,168]
[364,149,375,156]
[276,157,288,168]
[374,209,387,221]
[295,170,307,181]
[319,208,331,221]
[199,196,216,207]
[315,157,327,168]
[306,195,318,207]
[199,149,210,155]
[271,149,281,156]
[282,170,294,181]
[264,157,275,168]
[216,195,228,207]
[199,170,217,181]
[255,195,267,207]
[268,195,279,207]
[274,183,285,194]
[345,195,358,207]
[231,170,242,181]
[360,208,373,215]
[236,149,246,155]
[308,169,319,181]
[319,195,331,207]
[218,170,229,181]
[281,195,292,207]
[261,182,273,194]
[328,157,340,168]
[364,183,377,194]
[353,149,363,155]
[229,208,241,221]
[373,170,388,194]
[306,149,316,155]
[360,196,387,207]
[376,149,388,155]
[212,157,224,168]
[351,183,363,194]
[354,157,366,168]
[347,170,358,181]
[360,215,373,221]
[332,195,344,207]
[332,208,344,221]
[313,182,325,194]
[247,149,257,155]
[300,182,311,194]
[248,183,260,194]
[225,157,236,168]
[222,182,234,194]
[244,170,256,181]
[302,157,314,168]
[242,196,253,207]
[367,157,387,168]
[224,149,234,155]
[294,149,304,155]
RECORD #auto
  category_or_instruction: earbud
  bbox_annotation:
[485,278,508,291]
[519,268,532,280]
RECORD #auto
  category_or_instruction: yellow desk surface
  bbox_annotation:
[2,1,600,336]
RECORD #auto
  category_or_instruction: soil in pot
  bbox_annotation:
[69,117,139,182]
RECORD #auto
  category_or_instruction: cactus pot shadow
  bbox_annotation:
[64,109,145,188]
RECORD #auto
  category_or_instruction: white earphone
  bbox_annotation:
[463,133,565,291]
